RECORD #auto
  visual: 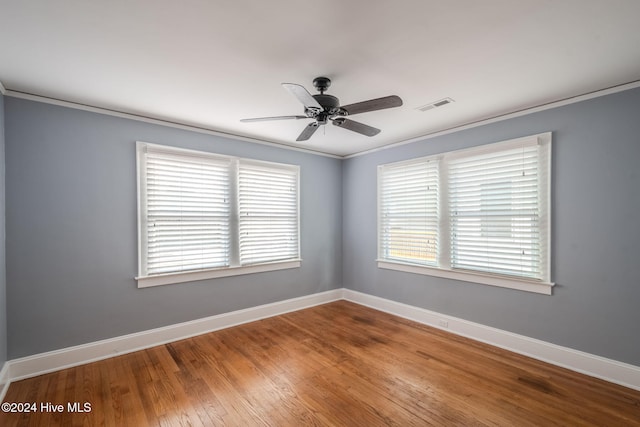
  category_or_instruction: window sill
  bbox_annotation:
[136,259,302,288]
[377,260,554,295]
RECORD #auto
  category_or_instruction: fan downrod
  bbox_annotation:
[313,77,331,94]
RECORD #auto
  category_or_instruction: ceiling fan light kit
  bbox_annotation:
[241,77,403,141]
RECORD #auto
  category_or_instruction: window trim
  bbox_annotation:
[137,259,301,288]
[377,261,553,295]
[136,141,301,287]
[377,133,554,295]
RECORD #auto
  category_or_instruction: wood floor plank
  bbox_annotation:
[1,300,639,426]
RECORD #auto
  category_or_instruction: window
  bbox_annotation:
[379,158,439,266]
[378,133,552,294]
[238,161,299,265]
[137,142,300,287]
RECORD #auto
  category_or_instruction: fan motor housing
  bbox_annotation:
[306,94,342,124]
[313,94,340,110]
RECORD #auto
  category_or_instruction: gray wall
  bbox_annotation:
[343,87,640,366]
[0,92,6,365]
[4,87,640,367]
[5,97,342,359]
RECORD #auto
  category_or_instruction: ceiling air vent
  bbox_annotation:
[416,97,455,112]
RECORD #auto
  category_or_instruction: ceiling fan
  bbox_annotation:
[240,77,403,141]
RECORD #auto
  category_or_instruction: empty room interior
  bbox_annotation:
[1,1,640,425]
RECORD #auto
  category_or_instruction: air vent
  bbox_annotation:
[416,97,455,112]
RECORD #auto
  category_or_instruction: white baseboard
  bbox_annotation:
[343,289,640,391]
[0,362,9,402]
[8,289,343,382]
[3,287,639,396]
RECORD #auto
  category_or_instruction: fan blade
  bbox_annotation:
[241,115,308,122]
[332,118,380,137]
[296,122,319,141]
[341,95,403,115]
[282,83,322,109]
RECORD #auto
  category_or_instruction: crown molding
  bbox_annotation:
[4,90,342,159]
[4,79,640,159]
[345,79,640,159]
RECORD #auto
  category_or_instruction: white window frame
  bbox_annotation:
[136,142,301,288]
[377,133,553,295]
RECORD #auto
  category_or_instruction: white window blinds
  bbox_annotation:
[377,134,551,288]
[449,142,545,280]
[239,162,299,265]
[142,147,231,275]
[137,142,301,284]
[379,159,439,266]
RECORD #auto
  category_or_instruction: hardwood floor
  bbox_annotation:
[1,300,639,426]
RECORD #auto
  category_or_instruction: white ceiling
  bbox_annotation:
[1,1,639,157]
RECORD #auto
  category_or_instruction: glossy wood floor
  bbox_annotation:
[2,301,639,426]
